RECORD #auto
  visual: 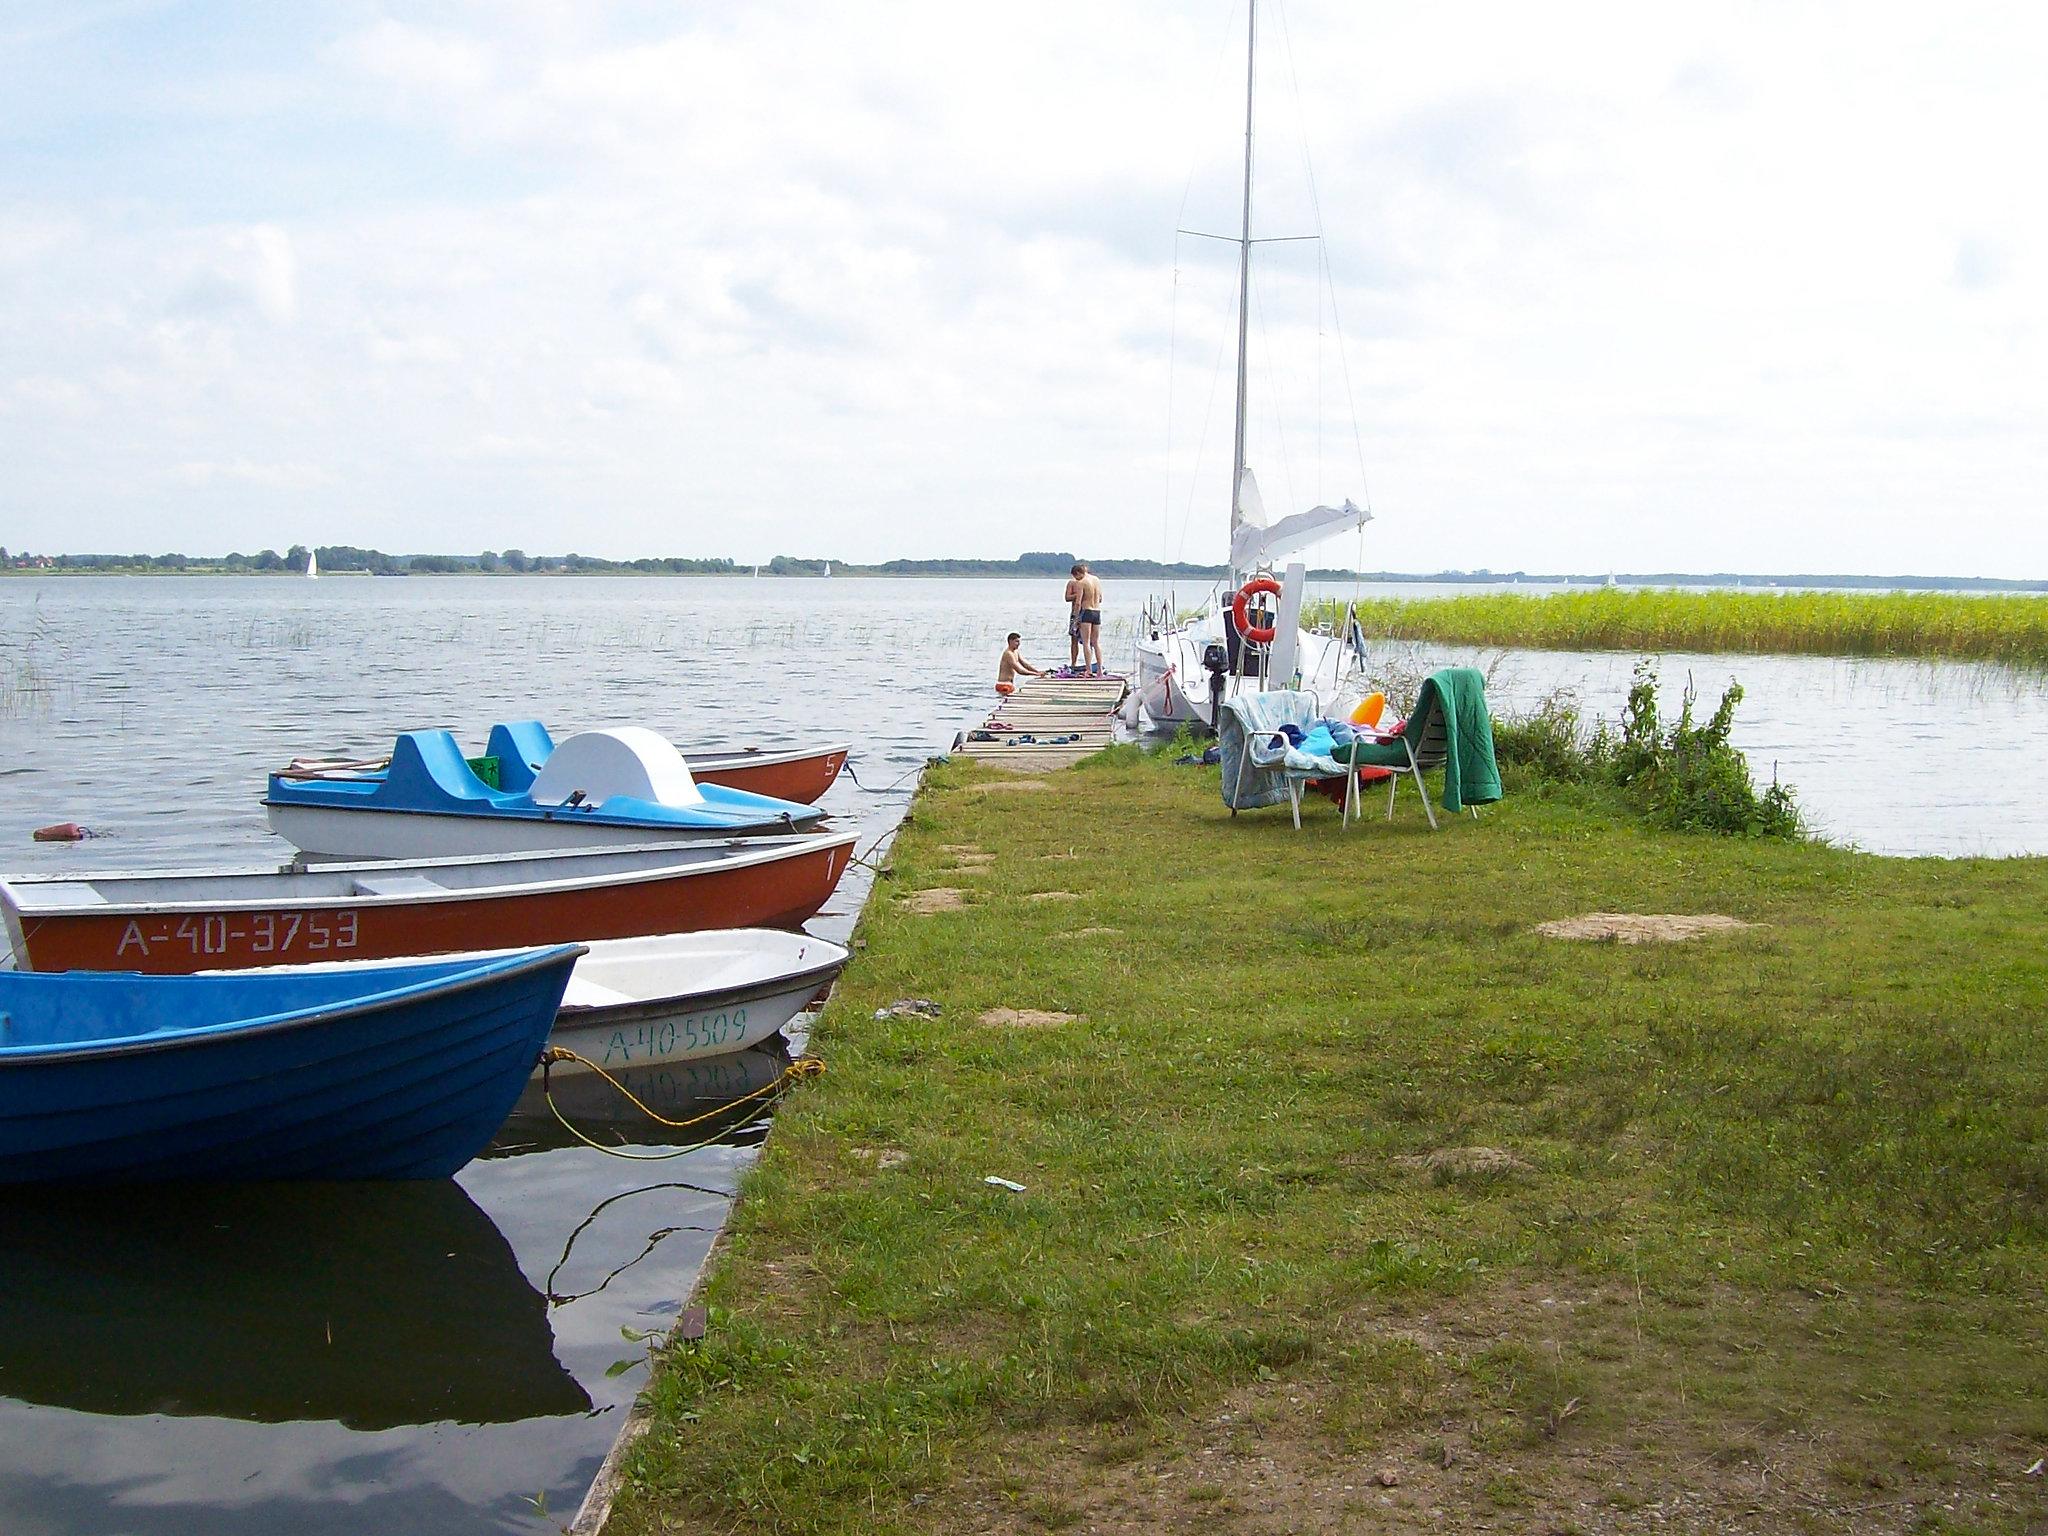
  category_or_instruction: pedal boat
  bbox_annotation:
[265,725,827,861]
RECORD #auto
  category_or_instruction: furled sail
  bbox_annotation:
[1233,466,1268,534]
[1230,496,1372,571]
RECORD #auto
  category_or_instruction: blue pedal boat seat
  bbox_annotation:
[0,945,582,1182]
[485,720,556,793]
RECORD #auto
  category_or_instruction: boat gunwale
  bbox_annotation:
[257,796,825,833]
[0,834,859,919]
[0,944,583,1065]
[555,950,849,1026]
[685,742,852,773]
[270,742,852,782]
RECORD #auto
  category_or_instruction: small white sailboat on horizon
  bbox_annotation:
[1132,0,1373,729]
[306,548,318,581]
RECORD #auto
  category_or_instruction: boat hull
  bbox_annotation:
[1135,621,1360,728]
[549,934,847,1070]
[2,837,856,975]
[264,800,817,862]
[690,745,849,805]
[0,948,579,1182]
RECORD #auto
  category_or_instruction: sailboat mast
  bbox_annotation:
[1228,0,1256,569]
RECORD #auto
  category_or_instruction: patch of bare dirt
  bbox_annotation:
[978,1008,1078,1029]
[848,1146,909,1171]
[1024,891,1082,903]
[1392,1145,1529,1178]
[1065,926,1122,940]
[903,887,968,914]
[1534,912,1760,944]
[948,1278,2027,1536]
[965,778,1051,794]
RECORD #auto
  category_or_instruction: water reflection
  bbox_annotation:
[0,1183,588,1430]
[489,1048,795,1158]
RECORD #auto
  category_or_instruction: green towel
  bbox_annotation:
[1335,667,1502,812]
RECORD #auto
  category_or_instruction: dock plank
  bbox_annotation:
[956,674,1128,774]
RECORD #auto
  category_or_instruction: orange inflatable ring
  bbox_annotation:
[1348,691,1387,728]
[1231,577,1282,644]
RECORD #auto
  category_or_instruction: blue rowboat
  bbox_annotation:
[265,724,827,861]
[0,946,582,1182]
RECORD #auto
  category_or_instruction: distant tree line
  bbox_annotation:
[8,545,2036,589]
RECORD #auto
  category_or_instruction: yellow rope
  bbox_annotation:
[537,1048,824,1162]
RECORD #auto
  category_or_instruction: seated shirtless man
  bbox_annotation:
[997,632,1043,695]
[1067,562,1104,675]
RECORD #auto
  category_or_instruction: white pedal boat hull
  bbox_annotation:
[264,802,800,862]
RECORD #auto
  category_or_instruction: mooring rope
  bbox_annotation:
[841,758,931,795]
[538,1047,825,1162]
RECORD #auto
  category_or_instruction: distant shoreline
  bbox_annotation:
[5,566,2046,592]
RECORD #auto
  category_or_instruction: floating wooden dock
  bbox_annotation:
[953,674,1127,773]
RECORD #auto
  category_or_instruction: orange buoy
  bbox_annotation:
[33,822,87,842]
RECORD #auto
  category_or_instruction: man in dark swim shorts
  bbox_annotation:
[1067,561,1105,675]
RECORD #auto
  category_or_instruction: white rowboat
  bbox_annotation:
[548,929,848,1070]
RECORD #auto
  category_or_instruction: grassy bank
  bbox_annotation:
[1311,589,2048,668]
[606,753,2046,1535]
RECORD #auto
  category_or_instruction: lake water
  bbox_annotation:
[1,574,2046,1535]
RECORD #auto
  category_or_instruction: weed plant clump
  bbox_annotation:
[1312,588,2048,668]
[1493,662,1801,838]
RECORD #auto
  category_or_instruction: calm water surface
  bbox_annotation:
[2,574,2046,1535]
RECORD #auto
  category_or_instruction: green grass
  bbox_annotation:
[1309,589,2048,667]
[606,754,2047,1535]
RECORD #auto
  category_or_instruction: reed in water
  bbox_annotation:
[1311,589,2048,668]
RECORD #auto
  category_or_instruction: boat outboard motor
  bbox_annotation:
[1201,641,1230,735]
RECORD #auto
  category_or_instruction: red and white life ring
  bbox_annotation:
[1231,577,1282,644]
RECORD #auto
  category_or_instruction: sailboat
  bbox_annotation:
[306,548,319,580]
[1132,0,1372,728]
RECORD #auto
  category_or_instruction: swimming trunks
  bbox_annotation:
[1078,608,1102,626]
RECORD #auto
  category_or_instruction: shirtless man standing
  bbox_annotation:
[1062,567,1085,668]
[1066,562,1104,675]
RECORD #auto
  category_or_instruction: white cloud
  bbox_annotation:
[165,224,298,325]
[172,459,336,489]
[1,1,2045,574]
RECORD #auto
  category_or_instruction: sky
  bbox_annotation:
[1,1,2044,576]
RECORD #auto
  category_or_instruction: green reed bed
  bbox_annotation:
[1312,589,2048,667]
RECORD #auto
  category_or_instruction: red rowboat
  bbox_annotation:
[0,836,855,976]
[688,744,849,805]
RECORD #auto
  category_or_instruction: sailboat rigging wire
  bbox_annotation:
[1165,253,1180,565]
[1272,0,1374,503]
[1165,0,1255,569]
[1249,252,1304,522]
[1175,301,1236,563]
